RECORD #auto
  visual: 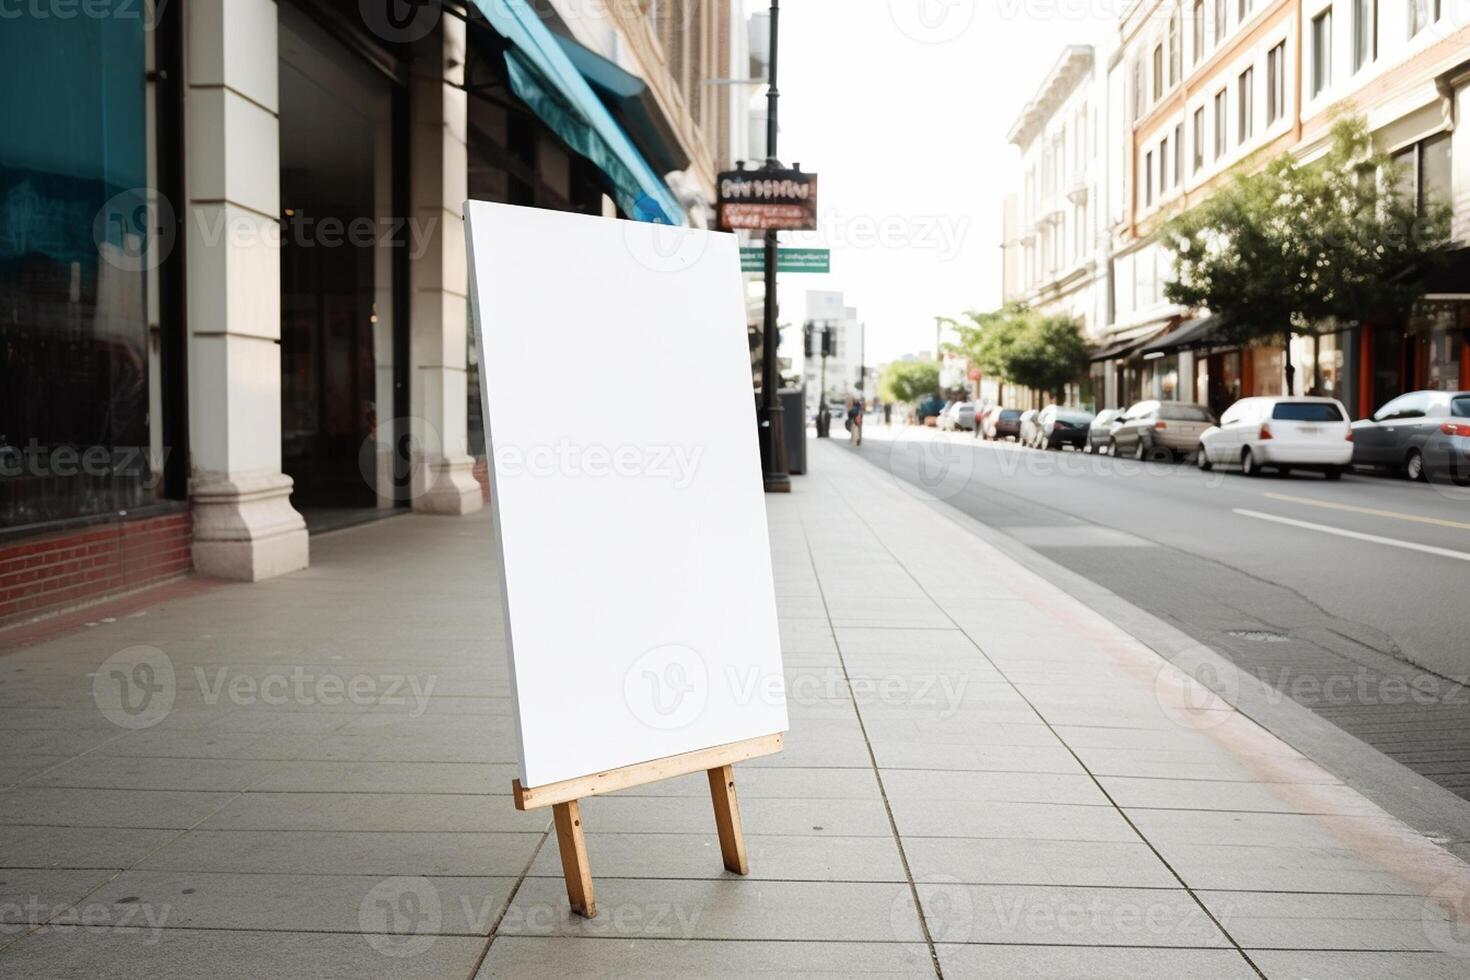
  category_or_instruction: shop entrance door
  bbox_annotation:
[278,4,399,526]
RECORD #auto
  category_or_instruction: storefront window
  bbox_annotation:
[1,17,153,529]
[1417,305,1463,391]
[1314,332,1344,397]
[1252,346,1284,396]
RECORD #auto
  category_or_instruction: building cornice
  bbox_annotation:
[1008,45,1095,149]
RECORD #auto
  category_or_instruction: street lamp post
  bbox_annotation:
[757,0,790,493]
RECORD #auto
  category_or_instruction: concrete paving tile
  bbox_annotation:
[529,832,906,882]
[834,628,980,657]
[0,926,487,979]
[872,741,1086,774]
[1100,776,1386,816]
[889,799,1136,842]
[1072,746,1334,783]
[135,830,543,877]
[862,718,1067,748]
[3,729,123,757]
[1126,808,1402,850]
[91,730,327,761]
[197,793,546,833]
[247,761,516,795]
[0,827,179,871]
[937,944,1257,978]
[0,788,235,830]
[83,870,514,935]
[1247,949,1470,978]
[0,756,68,787]
[903,837,1177,888]
[477,937,933,979]
[602,766,880,801]
[1146,841,1424,893]
[879,769,1107,806]
[0,869,122,924]
[500,877,922,942]
[305,733,518,764]
[927,883,1229,947]
[576,794,893,838]
[1198,890,1445,951]
[26,756,279,793]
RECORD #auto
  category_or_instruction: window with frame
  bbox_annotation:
[1238,0,1252,20]
[1168,17,1180,86]
[1153,44,1164,101]
[1192,0,1205,61]
[1160,136,1170,191]
[1174,123,1184,187]
[1237,67,1253,143]
[1214,88,1227,159]
[1266,43,1285,125]
[1145,150,1154,205]
[1193,106,1205,171]
[1311,10,1332,96]
[1353,0,1376,70]
[1408,0,1432,36]
[1213,0,1227,44]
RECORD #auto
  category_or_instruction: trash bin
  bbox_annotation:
[753,388,807,476]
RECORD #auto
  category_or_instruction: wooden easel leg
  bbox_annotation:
[552,800,596,918]
[707,764,749,875]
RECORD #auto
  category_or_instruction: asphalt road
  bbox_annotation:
[846,424,1470,798]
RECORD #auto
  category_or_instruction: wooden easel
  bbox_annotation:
[512,732,784,917]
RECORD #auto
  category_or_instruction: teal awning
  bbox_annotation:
[468,0,686,225]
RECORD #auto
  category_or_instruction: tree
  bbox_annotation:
[944,304,1027,384]
[1004,314,1093,402]
[1160,116,1451,394]
[878,360,940,404]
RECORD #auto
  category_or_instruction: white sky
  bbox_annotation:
[769,0,1115,364]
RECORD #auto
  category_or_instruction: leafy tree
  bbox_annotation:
[944,304,1028,383]
[1161,117,1451,394]
[877,360,940,404]
[1004,314,1093,402]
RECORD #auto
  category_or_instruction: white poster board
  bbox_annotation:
[465,202,788,789]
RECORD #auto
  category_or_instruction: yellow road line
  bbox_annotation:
[1262,492,1470,532]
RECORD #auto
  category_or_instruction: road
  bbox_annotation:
[845,423,1470,798]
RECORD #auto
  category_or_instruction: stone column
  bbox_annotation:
[407,17,482,515]
[185,0,309,580]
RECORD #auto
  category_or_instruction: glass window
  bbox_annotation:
[1266,43,1285,125]
[1312,11,1332,96]
[1354,0,1377,71]
[1214,89,1228,159]
[1163,403,1213,421]
[1452,396,1470,419]
[1239,0,1253,19]
[1193,107,1206,171]
[1409,0,1431,36]
[1169,18,1181,86]
[1421,133,1452,214]
[1238,68,1254,143]
[1,16,155,529]
[1145,151,1154,205]
[1160,138,1170,191]
[1175,124,1184,186]
[1193,0,1206,61]
[1273,402,1345,421]
[1214,0,1228,43]
[1153,45,1164,101]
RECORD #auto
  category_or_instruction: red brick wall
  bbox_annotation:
[0,512,192,626]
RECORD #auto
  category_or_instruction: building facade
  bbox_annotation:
[1099,0,1470,417]
[1,0,739,624]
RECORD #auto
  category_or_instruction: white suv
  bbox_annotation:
[1198,396,1354,479]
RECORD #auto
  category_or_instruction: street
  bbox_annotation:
[859,424,1470,799]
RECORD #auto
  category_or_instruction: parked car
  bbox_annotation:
[1352,390,1470,484]
[953,401,978,431]
[1198,396,1353,478]
[1024,405,1096,450]
[1083,408,1126,454]
[984,408,1024,441]
[1109,400,1215,461]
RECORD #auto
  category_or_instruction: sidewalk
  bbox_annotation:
[3,438,1470,978]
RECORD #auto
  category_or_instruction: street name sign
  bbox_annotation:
[464,201,788,917]
[739,246,830,274]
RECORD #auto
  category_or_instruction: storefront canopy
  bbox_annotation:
[468,0,686,225]
[1138,314,1223,357]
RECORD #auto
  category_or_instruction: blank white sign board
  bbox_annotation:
[465,202,788,789]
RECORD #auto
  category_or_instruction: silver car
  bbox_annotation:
[1352,390,1470,484]
[1109,400,1215,461]
[1083,408,1126,453]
